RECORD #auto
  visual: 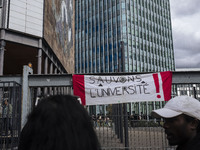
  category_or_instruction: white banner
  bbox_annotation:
[73,71,172,105]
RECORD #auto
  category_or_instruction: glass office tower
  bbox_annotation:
[75,0,175,74]
[75,0,175,116]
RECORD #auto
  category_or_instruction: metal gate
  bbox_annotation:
[0,81,21,150]
[90,83,200,149]
[88,104,176,150]
[0,66,200,149]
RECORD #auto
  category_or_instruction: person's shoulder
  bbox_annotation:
[188,134,200,150]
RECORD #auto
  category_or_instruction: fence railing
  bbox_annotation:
[0,81,21,150]
[88,83,200,149]
[0,66,200,149]
[94,118,175,150]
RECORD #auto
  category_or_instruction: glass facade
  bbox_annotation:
[75,0,175,74]
[75,0,175,117]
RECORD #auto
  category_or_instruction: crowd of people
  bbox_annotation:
[91,114,111,127]
[91,112,151,128]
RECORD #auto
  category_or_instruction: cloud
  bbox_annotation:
[170,0,200,69]
[170,0,200,17]
[174,49,200,68]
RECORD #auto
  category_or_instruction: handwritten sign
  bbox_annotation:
[73,71,172,105]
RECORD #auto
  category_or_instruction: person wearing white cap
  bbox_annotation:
[152,96,200,150]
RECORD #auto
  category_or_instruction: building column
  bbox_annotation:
[37,49,42,74]
[44,56,48,95]
[50,62,53,74]
[58,72,61,95]
[54,67,58,95]
[37,40,42,96]
[44,56,48,74]
[49,62,53,95]
[0,40,6,75]
[58,71,61,94]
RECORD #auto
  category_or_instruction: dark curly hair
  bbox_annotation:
[18,95,100,150]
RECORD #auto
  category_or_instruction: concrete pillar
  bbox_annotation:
[37,49,42,96]
[37,39,42,96]
[64,87,67,95]
[49,62,53,95]
[44,56,48,95]
[37,49,42,74]
[0,40,5,75]
[44,56,48,74]
[54,67,58,95]
[21,66,33,129]
[54,67,57,74]
[50,62,53,74]
[58,71,61,94]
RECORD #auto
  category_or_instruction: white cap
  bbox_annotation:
[152,96,200,120]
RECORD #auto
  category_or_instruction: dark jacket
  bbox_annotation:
[2,103,12,118]
[176,133,200,150]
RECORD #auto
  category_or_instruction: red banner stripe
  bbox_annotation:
[160,71,172,101]
[73,75,86,105]
[153,73,161,99]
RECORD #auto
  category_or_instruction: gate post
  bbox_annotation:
[124,104,129,149]
[121,41,129,148]
[21,65,33,129]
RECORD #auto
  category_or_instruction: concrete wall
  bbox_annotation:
[44,0,75,73]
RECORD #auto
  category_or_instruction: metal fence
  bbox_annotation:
[88,83,200,150]
[0,81,21,150]
[29,86,73,110]
[88,105,175,150]
[25,83,200,150]
[94,118,174,150]
[0,67,200,150]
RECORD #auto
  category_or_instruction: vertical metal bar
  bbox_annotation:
[18,82,22,134]
[193,86,197,99]
[129,103,131,116]
[117,41,124,143]
[1,83,5,137]
[10,82,15,149]
[121,41,129,149]
[5,82,10,148]
[115,104,119,138]
[119,104,123,143]
[146,101,149,121]
[123,103,129,149]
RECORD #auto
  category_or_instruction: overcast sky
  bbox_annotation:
[170,0,200,69]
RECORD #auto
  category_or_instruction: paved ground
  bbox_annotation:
[95,127,176,150]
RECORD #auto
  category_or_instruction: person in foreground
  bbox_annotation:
[152,96,200,150]
[18,95,100,150]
